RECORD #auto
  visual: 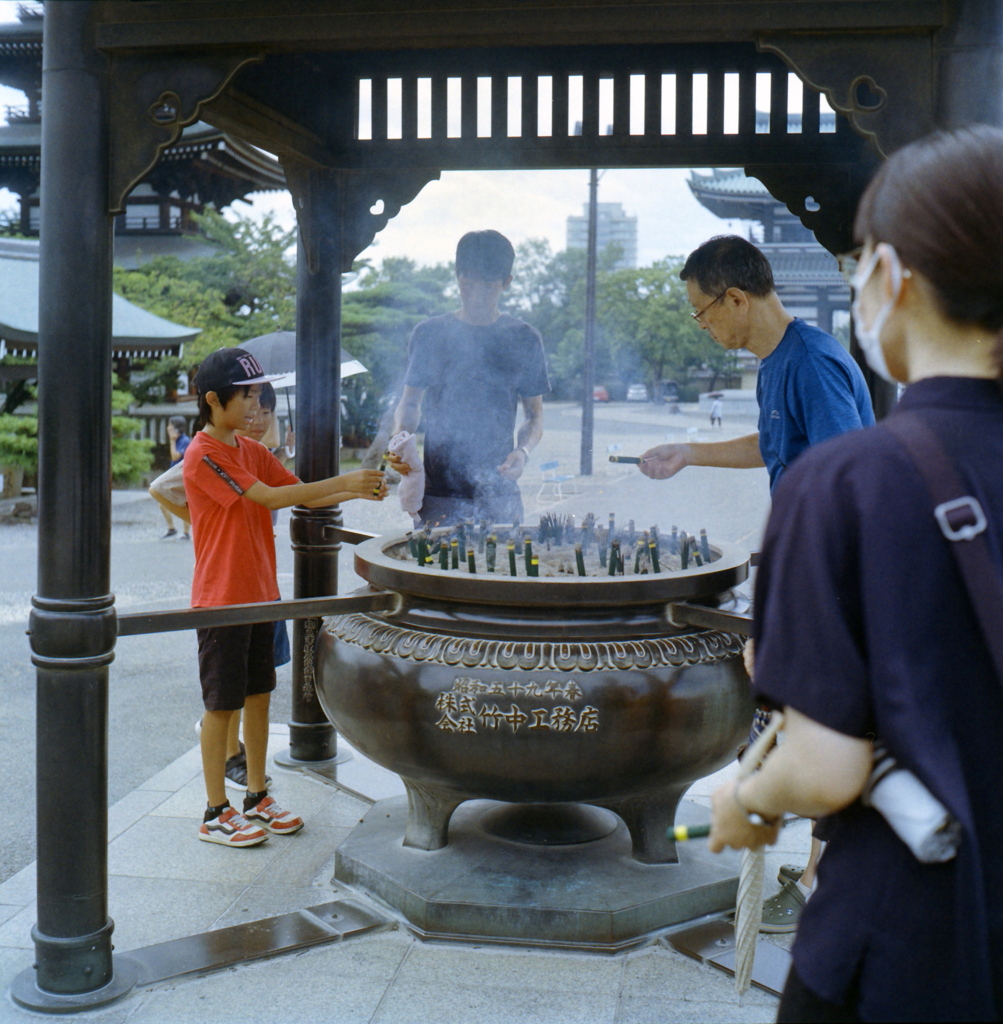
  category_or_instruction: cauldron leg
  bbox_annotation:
[402,779,465,850]
[597,785,688,864]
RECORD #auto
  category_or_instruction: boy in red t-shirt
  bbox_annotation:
[185,348,386,847]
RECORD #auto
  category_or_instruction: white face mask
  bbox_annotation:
[850,243,905,384]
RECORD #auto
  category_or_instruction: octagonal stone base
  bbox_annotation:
[335,796,740,952]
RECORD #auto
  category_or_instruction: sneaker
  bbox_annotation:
[243,795,304,835]
[180,533,191,541]
[223,751,270,790]
[161,528,177,539]
[199,806,269,847]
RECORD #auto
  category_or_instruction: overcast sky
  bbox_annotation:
[0,0,746,268]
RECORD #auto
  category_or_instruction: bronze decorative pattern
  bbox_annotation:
[326,614,744,672]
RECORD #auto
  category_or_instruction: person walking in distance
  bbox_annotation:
[160,415,190,539]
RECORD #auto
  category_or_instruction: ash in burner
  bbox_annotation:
[390,515,716,576]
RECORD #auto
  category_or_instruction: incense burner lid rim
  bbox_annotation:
[353,535,750,607]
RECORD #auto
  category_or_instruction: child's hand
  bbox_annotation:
[339,469,385,494]
[167,424,178,441]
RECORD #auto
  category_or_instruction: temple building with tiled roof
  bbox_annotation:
[688,166,850,336]
[0,3,285,265]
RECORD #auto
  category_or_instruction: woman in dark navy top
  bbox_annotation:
[708,126,1003,1022]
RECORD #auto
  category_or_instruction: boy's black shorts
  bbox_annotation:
[197,622,276,711]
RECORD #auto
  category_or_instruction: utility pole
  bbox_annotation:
[580,167,598,476]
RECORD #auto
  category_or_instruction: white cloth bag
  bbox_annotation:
[388,430,425,517]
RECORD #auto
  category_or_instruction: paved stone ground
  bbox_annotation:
[0,401,796,1023]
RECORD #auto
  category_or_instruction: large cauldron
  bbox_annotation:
[314,535,752,863]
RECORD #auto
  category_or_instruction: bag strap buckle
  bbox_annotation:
[934,496,987,542]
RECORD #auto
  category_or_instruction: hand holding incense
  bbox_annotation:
[670,823,711,841]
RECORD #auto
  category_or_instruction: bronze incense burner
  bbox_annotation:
[315,531,753,864]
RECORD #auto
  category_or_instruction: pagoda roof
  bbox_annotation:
[688,169,770,200]
[0,120,285,192]
[0,238,199,357]
[762,244,846,285]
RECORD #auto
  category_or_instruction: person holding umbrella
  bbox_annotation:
[708,126,1003,1022]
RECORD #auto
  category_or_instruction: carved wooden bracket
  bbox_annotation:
[744,160,880,256]
[107,52,263,214]
[283,161,441,274]
[757,31,937,158]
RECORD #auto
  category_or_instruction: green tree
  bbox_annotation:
[112,210,297,404]
[0,389,154,486]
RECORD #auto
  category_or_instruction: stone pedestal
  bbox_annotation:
[336,797,739,952]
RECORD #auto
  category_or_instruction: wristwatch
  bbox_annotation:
[733,778,778,827]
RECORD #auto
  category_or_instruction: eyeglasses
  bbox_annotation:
[691,292,726,322]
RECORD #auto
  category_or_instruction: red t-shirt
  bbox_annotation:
[183,431,299,608]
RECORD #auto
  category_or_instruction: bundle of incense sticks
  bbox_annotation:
[439,542,449,569]
[467,549,476,573]
[451,537,459,570]
[608,455,643,464]
[524,536,533,574]
[508,540,517,576]
[575,544,587,576]
[700,528,711,562]
[609,539,621,575]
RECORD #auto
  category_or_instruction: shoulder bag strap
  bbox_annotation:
[883,411,1003,685]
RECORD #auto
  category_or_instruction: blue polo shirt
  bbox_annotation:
[753,378,1003,1020]
[756,319,873,491]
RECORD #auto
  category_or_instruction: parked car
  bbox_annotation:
[592,385,610,402]
[626,383,649,402]
[661,379,681,402]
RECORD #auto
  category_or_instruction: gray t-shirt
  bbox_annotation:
[404,313,550,501]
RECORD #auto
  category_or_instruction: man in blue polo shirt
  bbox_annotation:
[640,234,874,931]
[640,234,873,493]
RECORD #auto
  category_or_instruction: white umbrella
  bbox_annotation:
[733,711,785,998]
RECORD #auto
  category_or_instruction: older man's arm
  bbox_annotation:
[708,707,872,852]
[498,394,544,481]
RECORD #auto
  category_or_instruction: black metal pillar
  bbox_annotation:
[278,169,344,766]
[11,1,137,1011]
[579,168,598,476]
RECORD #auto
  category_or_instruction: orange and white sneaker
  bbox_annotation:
[199,806,269,847]
[243,795,304,835]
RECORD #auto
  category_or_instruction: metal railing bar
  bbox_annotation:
[324,525,378,545]
[665,602,753,637]
[117,591,401,636]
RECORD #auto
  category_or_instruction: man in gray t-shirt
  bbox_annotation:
[390,231,550,527]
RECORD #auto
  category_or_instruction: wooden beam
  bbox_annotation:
[198,88,337,167]
[95,2,945,53]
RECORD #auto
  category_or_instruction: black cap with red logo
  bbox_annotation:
[194,348,284,395]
